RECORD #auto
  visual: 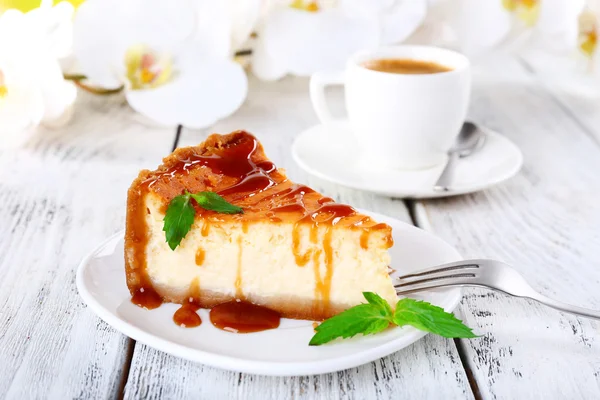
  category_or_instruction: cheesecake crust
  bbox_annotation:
[154,285,351,321]
[125,131,394,320]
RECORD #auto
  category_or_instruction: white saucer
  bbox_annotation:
[76,210,463,376]
[292,120,523,198]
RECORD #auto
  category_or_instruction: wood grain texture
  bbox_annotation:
[518,55,600,145]
[124,75,474,400]
[7,57,596,400]
[415,57,600,399]
[125,334,470,400]
[0,92,176,399]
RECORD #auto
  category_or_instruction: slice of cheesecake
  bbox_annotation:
[125,131,397,320]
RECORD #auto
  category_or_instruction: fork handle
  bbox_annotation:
[398,283,600,321]
[526,292,600,321]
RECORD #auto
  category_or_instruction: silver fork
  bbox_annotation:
[395,259,600,320]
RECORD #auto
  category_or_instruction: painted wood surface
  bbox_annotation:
[123,75,474,400]
[1,57,599,400]
[519,54,600,145]
[0,93,177,399]
[415,57,600,399]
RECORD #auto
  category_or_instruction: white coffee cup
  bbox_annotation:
[310,45,471,170]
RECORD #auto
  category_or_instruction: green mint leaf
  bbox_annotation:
[163,191,243,251]
[163,193,195,250]
[363,292,393,318]
[308,294,478,345]
[393,298,477,339]
[189,191,243,214]
[309,293,393,346]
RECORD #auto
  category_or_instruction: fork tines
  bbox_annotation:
[394,261,481,293]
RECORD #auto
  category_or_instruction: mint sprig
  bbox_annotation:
[309,293,476,346]
[393,298,477,339]
[163,191,243,250]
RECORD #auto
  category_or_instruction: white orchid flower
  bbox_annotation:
[578,1,599,73]
[340,0,428,44]
[0,57,44,140]
[437,0,586,57]
[252,0,427,80]
[0,2,77,144]
[428,0,511,55]
[506,1,600,96]
[227,0,264,51]
[26,0,75,59]
[73,0,253,129]
[517,0,586,55]
[533,0,600,95]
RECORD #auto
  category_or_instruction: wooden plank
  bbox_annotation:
[0,92,176,399]
[124,75,474,399]
[125,334,471,400]
[415,57,600,399]
[518,55,600,145]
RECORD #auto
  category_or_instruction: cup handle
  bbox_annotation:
[310,70,345,125]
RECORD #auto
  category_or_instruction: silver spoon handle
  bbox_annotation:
[433,152,458,191]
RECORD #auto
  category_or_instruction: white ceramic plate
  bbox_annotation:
[292,120,523,198]
[76,210,462,376]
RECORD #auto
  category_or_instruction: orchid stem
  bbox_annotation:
[172,125,183,152]
[235,49,252,57]
[75,80,124,95]
[63,73,88,81]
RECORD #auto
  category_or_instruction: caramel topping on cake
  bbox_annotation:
[136,131,390,228]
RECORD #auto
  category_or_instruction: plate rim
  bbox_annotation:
[76,211,463,376]
[291,121,523,199]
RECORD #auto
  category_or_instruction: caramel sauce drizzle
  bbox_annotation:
[210,300,280,333]
[195,247,205,266]
[311,248,322,314]
[292,220,312,266]
[312,227,334,316]
[130,286,162,310]
[173,278,202,328]
[127,180,162,310]
[360,230,370,250]
[201,221,210,237]
[235,236,244,299]
[125,131,392,322]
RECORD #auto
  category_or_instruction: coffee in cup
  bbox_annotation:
[361,58,453,75]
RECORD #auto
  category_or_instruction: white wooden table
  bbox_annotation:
[1,56,599,399]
